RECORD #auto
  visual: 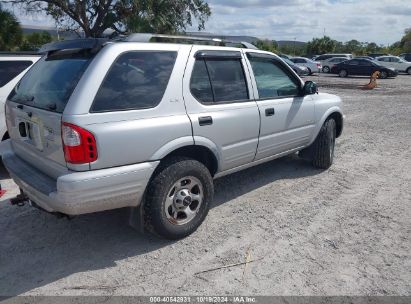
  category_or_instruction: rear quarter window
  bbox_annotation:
[91,51,177,112]
[0,60,33,87]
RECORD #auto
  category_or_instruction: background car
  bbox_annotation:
[290,57,322,74]
[376,56,411,74]
[354,56,375,60]
[368,53,389,58]
[315,53,352,62]
[331,58,398,78]
[399,53,411,62]
[0,53,40,141]
[282,57,310,76]
[321,57,348,73]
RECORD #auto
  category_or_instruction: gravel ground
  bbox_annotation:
[0,74,410,297]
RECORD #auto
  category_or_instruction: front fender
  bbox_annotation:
[308,106,344,146]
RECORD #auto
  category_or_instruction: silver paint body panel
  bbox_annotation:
[3,43,343,215]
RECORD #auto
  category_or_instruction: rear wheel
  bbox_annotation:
[307,67,312,75]
[339,69,348,77]
[380,70,388,79]
[144,157,214,239]
[322,66,330,73]
[406,67,411,75]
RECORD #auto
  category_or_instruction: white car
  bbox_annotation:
[321,57,349,73]
[375,56,411,74]
[0,53,41,141]
[290,57,321,74]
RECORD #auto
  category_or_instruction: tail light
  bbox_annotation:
[317,63,321,68]
[62,122,97,164]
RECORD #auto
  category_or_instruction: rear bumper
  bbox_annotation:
[1,141,159,215]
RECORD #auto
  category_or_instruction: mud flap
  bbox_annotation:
[128,203,145,233]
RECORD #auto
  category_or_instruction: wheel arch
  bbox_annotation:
[150,137,220,177]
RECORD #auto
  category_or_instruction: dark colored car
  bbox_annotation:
[331,59,398,78]
[400,53,411,62]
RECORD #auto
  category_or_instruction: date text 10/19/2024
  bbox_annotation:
[149,296,257,303]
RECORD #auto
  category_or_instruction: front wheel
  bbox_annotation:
[322,66,330,73]
[144,157,214,239]
[339,69,348,77]
[311,119,336,169]
[406,67,411,75]
[379,71,388,79]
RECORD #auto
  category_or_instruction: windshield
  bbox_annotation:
[8,49,94,113]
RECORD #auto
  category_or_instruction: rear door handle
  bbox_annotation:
[265,108,275,116]
[199,116,213,126]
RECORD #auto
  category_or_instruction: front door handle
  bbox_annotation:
[265,108,275,116]
[199,116,213,126]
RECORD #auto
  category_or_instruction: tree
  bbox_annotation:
[20,31,53,50]
[306,36,337,55]
[0,4,23,51]
[400,28,411,52]
[9,0,211,38]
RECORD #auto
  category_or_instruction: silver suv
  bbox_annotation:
[2,35,344,239]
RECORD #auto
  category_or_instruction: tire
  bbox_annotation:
[406,67,411,75]
[307,67,312,75]
[144,157,214,239]
[322,66,330,73]
[311,119,336,169]
[380,71,388,79]
[339,69,348,77]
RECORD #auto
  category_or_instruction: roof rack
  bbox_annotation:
[122,33,259,50]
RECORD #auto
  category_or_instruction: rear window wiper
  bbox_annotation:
[46,103,57,111]
[12,94,35,103]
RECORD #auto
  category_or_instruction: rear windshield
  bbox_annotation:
[8,49,93,113]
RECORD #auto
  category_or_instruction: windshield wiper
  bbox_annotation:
[12,94,35,103]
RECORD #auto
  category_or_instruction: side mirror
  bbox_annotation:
[303,81,318,95]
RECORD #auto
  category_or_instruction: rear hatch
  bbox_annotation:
[5,48,96,178]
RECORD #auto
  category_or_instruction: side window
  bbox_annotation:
[190,60,213,103]
[390,57,399,62]
[0,61,33,87]
[248,57,299,98]
[91,51,177,112]
[349,60,359,65]
[360,60,372,66]
[190,58,249,104]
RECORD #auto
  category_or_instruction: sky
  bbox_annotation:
[3,0,410,45]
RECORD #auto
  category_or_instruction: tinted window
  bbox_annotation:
[92,51,177,112]
[249,58,299,98]
[348,60,359,65]
[359,60,373,66]
[390,57,399,62]
[0,60,32,87]
[190,60,213,103]
[9,50,92,113]
[190,58,249,104]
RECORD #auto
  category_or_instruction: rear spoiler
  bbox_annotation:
[38,38,109,54]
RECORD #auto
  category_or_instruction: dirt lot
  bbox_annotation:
[0,74,410,297]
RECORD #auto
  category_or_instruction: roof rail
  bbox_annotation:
[123,33,259,50]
